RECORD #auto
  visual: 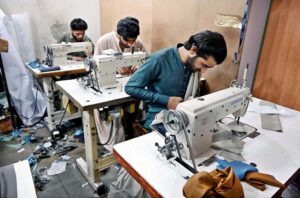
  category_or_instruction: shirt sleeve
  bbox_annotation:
[125,56,169,106]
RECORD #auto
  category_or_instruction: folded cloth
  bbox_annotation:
[211,139,245,154]
[260,100,282,132]
[216,158,258,180]
[183,167,244,198]
[244,172,285,191]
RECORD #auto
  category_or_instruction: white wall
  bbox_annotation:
[0,0,100,58]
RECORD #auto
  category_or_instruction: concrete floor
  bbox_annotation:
[0,120,132,198]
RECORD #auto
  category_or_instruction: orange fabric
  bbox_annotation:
[183,167,244,198]
[244,172,285,191]
[211,168,244,198]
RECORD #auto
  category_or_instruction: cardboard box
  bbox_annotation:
[62,94,78,114]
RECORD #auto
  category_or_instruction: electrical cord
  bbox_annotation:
[96,108,122,145]
[97,118,122,145]
[33,77,59,104]
[58,101,70,127]
[107,119,122,145]
[17,80,39,121]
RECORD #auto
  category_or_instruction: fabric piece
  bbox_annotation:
[183,167,244,198]
[111,167,144,198]
[0,163,18,198]
[218,121,247,134]
[244,172,285,191]
[94,31,148,55]
[125,44,194,130]
[212,128,246,161]
[211,139,245,154]
[261,114,282,132]
[212,129,233,142]
[58,33,94,59]
[216,159,258,180]
[259,100,282,132]
[184,71,200,100]
[94,109,125,151]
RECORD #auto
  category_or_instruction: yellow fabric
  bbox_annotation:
[183,167,244,198]
[244,172,285,191]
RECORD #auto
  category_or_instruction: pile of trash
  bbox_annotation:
[0,120,85,192]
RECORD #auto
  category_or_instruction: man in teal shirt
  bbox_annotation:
[125,30,227,131]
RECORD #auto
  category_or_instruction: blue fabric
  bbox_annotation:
[216,158,258,180]
[125,45,192,129]
[239,0,249,48]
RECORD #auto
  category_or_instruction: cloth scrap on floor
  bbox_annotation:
[47,161,67,176]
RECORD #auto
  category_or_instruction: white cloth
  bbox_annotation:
[111,167,145,198]
[94,109,125,151]
[0,9,46,125]
[184,71,200,100]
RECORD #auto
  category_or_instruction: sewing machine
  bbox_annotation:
[153,78,252,171]
[82,51,146,91]
[44,42,93,66]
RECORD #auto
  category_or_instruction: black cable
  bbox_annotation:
[96,113,122,145]
[58,101,69,126]
[18,82,39,121]
[97,119,114,145]
[33,78,59,104]
[107,119,121,145]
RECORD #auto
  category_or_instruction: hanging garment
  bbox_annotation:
[0,10,46,125]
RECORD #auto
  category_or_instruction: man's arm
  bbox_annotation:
[125,57,169,106]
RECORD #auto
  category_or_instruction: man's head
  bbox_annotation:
[70,18,88,42]
[117,17,140,48]
[184,30,227,73]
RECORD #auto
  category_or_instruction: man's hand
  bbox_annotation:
[72,56,84,61]
[118,66,132,75]
[167,97,183,110]
[131,64,140,73]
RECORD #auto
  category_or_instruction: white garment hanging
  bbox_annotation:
[0,9,46,125]
[184,71,201,100]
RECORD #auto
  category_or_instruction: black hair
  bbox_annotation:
[184,30,227,64]
[117,17,140,40]
[70,18,88,31]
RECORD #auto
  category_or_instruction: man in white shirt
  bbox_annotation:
[94,16,148,74]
